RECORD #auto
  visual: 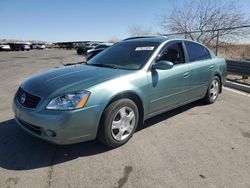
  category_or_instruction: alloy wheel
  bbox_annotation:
[210,79,219,101]
[111,106,136,141]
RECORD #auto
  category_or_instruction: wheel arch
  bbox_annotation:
[99,91,145,129]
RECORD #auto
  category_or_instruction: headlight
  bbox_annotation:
[46,91,90,110]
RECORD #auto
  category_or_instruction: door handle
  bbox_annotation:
[183,72,189,78]
[209,65,214,69]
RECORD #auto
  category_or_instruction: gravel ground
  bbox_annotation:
[227,74,250,86]
[0,49,249,188]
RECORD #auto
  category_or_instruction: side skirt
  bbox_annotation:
[144,96,204,121]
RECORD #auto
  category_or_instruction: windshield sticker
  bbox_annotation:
[135,46,154,51]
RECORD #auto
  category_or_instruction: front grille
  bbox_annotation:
[18,118,42,135]
[16,87,41,108]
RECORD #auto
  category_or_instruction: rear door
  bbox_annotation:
[184,41,214,100]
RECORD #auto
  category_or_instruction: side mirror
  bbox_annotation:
[152,60,174,70]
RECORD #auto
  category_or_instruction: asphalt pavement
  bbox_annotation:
[0,50,249,188]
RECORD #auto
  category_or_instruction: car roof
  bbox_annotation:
[123,36,211,48]
[123,36,167,43]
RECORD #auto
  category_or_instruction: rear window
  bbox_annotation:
[184,41,211,62]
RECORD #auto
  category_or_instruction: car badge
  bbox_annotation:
[20,93,26,104]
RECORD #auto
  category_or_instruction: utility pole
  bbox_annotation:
[215,30,219,56]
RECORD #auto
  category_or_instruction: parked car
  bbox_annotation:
[84,43,100,53]
[0,44,11,51]
[20,44,31,51]
[86,43,113,60]
[76,43,86,55]
[9,43,22,51]
[77,42,100,55]
[12,37,227,148]
[31,43,46,49]
[9,43,30,51]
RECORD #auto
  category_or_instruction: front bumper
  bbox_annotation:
[12,98,103,145]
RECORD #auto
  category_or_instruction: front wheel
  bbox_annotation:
[97,99,139,148]
[204,76,220,104]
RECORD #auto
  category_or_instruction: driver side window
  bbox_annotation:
[158,43,185,65]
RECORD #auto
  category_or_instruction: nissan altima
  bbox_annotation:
[13,36,227,148]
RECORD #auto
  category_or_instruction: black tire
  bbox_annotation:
[77,49,82,55]
[97,98,139,148]
[203,76,220,104]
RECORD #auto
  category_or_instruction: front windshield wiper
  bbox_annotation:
[87,63,120,69]
[86,62,136,70]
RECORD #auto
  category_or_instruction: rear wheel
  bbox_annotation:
[204,76,220,104]
[98,99,139,148]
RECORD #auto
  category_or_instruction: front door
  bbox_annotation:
[147,41,190,116]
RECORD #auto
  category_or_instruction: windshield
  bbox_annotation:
[87,41,160,70]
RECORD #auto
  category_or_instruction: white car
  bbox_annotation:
[86,43,113,53]
[0,44,11,51]
[32,44,46,49]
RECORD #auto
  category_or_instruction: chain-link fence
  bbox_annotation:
[162,25,250,86]
[162,25,250,60]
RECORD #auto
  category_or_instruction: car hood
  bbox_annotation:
[87,49,94,53]
[21,64,131,97]
[88,48,104,54]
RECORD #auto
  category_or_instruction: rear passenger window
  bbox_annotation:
[185,41,211,62]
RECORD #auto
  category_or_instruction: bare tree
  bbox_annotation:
[107,37,120,43]
[129,25,153,37]
[160,0,249,45]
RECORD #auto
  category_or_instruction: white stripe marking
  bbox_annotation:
[223,86,250,97]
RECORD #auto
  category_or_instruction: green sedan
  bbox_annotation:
[12,37,227,148]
